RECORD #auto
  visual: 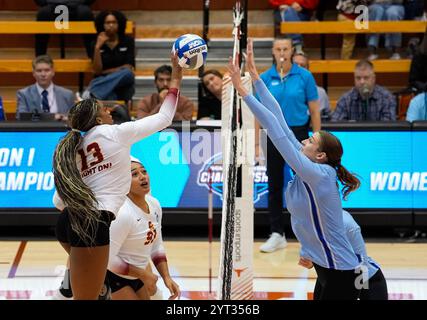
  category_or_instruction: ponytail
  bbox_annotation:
[53,99,102,245]
[318,130,361,200]
[336,164,360,200]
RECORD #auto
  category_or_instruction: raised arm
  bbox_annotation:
[228,57,325,183]
[114,53,183,145]
[245,39,302,150]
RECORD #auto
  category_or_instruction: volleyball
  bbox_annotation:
[172,34,208,70]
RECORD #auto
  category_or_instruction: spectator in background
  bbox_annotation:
[367,0,405,61]
[406,91,427,121]
[404,0,425,19]
[331,59,396,121]
[258,37,321,253]
[16,55,74,120]
[409,24,427,94]
[138,65,194,121]
[293,52,331,120]
[34,0,95,57]
[269,0,319,54]
[337,0,373,59]
[405,1,427,58]
[197,69,223,120]
[0,96,5,121]
[84,10,135,103]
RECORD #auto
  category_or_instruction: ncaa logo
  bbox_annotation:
[188,39,203,49]
[197,153,268,203]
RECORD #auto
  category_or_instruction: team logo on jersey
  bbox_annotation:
[197,153,268,203]
[144,221,157,245]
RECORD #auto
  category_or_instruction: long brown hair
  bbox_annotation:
[53,99,102,245]
[318,131,360,200]
[201,69,223,97]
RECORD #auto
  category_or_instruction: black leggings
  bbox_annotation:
[359,268,388,300]
[313,263,361,300]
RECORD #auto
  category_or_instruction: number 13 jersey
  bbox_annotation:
[73,91,178,216]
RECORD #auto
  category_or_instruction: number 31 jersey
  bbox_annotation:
[109,195,166,278]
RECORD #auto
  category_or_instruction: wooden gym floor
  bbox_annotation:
[1,239,426,300]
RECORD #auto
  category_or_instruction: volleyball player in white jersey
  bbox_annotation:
[53,158,179,300]
[53,53,182,300]
[106,157,180,300]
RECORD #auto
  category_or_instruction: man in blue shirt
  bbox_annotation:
[258,38,321,253]
[406,92,427,122]
[293,53,331,120]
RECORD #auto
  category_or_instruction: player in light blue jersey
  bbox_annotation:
[228,39,362,300]
[300,210,388,300]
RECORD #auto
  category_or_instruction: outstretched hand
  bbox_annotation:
[245,38,260,81]
[227,56,249,97]
[170,51,183,86]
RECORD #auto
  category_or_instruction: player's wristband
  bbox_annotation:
[168,88,180,97]
[152,255,168,266]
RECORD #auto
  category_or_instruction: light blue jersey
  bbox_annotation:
[243,79,359,270]
[342,210,380,279]
[406,92,427,122]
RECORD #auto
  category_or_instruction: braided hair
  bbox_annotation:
[53,99,102,245]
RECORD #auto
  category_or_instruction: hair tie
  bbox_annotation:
[71,128,82,134]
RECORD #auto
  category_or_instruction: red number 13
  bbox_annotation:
[77,142,104,171]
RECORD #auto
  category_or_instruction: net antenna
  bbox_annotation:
[208,167,213,295]
[198,0,210,105]
[218,0,253,300]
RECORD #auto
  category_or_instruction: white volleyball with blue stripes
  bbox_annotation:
[172,34,208,70]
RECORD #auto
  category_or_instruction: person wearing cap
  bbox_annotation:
[331,59,396,121]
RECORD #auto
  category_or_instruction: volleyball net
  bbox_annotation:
[217,0,254,300]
